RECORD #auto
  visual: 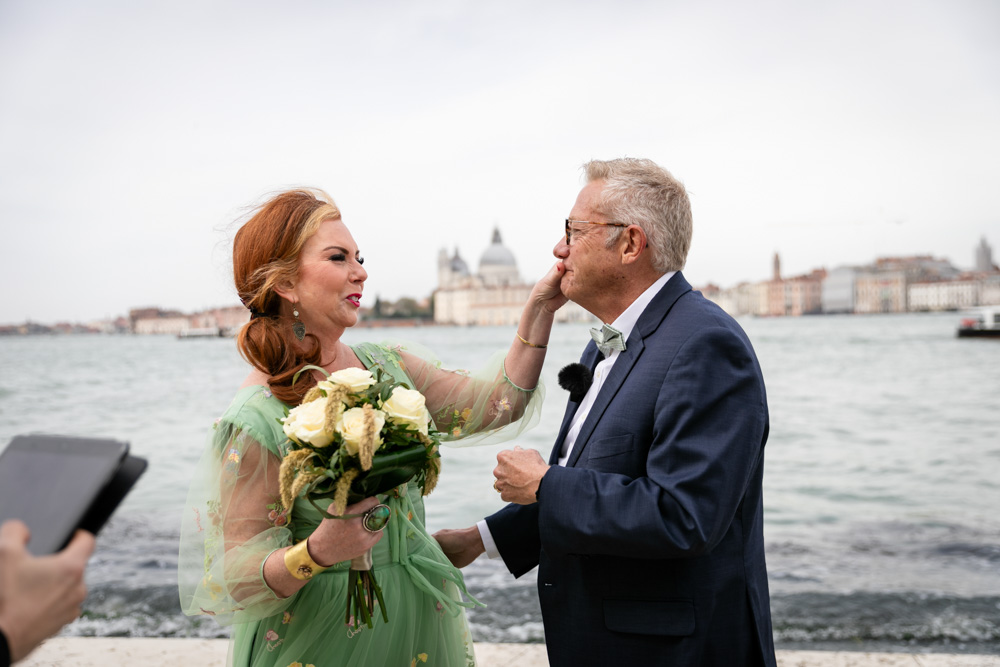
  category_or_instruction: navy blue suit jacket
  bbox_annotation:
[486,273,776,666]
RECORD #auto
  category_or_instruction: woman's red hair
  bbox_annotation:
[233,189,341,405]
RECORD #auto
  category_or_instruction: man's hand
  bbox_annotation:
[0,520,95,662]
[494,446,549,505]
[432,526,485,568]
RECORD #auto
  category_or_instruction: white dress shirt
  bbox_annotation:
[477,271,675,559]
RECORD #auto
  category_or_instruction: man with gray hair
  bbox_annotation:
[435,158,776,666]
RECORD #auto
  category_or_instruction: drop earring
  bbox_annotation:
[292,305,306,341]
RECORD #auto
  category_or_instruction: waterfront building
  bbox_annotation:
[699,282,752,317]
[854,256,959,314]
[975,237,994,273]
[874,255,959,279]
[822,266,858,314]
[908,278,980,311]
[130,305,249,335]
[757,254,824,316]
[434,228,593,326]
[748,282,770,316]
[701,258,822,317]
[696,285,724,312]
[700,245,989,317]
[767,278,787,317]
[763,271,824,317]
[982,274,1000,305]
[189,305,251,335]
[765,252,786,317]
[786,271,825,316]
[130,307,189,335]
[855,270,908,313]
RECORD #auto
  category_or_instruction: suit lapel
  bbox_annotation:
[565,338,643,467]
[565,272,693,468]
[549,343,604,465]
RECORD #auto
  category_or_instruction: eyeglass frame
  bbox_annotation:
[564,218,629,245]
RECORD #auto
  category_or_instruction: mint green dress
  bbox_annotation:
[179,342,543,667]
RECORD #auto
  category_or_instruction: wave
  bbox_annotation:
[771,591,1000,654]
[63,564,1000,655]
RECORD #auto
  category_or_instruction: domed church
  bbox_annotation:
[477,228,521,287]
[434,227,593,325]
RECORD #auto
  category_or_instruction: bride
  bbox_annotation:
[178,188,565,666]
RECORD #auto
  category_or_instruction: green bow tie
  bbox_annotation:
[590,324,626,356]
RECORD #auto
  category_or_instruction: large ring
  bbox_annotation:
[362,504,391,533]
[493,480,501,493]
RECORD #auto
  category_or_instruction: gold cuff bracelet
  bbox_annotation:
[283,539,327,580]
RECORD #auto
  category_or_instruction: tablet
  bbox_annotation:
[77,453,148,536]
[0,434,147,555]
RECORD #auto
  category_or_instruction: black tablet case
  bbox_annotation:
[0,434,147,555]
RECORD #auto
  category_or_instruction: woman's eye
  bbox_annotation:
[329,254,346,262]
[357,256,365,266]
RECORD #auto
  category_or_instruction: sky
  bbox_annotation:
[1,0,998,325]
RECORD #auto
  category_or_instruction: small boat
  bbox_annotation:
[956,307,1000,339]
[178,327,224,339]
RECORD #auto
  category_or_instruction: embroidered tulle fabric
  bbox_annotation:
[178,341,543,667]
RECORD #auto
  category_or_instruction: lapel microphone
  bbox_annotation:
[558,363,593,403]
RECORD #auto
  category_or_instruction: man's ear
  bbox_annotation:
[620,225,647,264]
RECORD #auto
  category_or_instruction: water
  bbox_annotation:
[1,312,998,653]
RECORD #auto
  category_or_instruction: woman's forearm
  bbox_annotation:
[504,261,566,390]
[260,545,309,599]
[505,301,554,391]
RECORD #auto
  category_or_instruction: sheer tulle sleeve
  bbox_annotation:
[356,341,545,448]
[178,393,297,625]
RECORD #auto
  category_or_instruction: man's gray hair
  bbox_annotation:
[584,158,692,273]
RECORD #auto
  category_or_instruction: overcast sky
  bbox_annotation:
[1,0,998,324]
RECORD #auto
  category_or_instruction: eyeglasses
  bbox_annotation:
[565,218,628,245]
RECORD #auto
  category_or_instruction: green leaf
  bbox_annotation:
[292,364,330,386]
[366,445,429,470]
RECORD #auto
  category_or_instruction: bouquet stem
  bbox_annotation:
[345,549,388,628]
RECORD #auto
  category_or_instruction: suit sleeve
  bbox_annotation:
[0,627,10,667]
[484,501,542,578]
[535,325,768,559]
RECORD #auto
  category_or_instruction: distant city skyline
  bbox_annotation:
[2,239,993,327]
[2,1,998,324]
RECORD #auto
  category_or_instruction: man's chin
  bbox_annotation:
[560,278,580,304]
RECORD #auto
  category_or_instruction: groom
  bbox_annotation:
[435,158,776,666]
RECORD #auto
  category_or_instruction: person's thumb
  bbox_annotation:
[61,530,96,561]
[0,519,31,546]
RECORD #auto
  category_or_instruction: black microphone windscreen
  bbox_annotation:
[558,363,593,403]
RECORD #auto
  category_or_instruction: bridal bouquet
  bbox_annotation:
[277,365,441,628]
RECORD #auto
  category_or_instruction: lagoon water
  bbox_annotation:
[1,312,998,652]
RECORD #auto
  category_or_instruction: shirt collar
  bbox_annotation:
[607,271,675,343]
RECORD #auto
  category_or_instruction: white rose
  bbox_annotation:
[382,386,431,435]
[283,397,334,447]
[322,368,376,394]
[336,406,386,455]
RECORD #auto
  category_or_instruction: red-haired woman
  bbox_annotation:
[179,189,563,666]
